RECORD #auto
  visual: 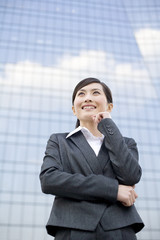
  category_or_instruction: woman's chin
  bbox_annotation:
[80,115,95,123]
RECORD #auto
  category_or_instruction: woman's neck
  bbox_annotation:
[80,121,102,137]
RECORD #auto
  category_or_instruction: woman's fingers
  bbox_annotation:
[117,185,138,207]
[91,111,111,124]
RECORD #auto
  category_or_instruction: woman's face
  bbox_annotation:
[72,83,112,125]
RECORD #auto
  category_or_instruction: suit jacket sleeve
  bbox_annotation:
[40,134,118,203]
[98,118,142,186]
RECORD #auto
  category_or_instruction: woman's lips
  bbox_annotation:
[82,105,96,110]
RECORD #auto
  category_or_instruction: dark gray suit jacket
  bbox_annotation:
[40,118,144,237]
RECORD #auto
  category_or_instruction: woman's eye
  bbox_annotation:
[78,92,85,96]
[93,91,100,95]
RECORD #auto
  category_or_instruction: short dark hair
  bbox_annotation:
[72,77,113,128]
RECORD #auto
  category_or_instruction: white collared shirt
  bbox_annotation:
[66,126,104,156]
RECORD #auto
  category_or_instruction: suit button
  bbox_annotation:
[108,128,114,135]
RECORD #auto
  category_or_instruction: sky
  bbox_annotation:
[0,1,160,240]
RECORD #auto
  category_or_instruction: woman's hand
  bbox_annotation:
[91,111,111,124]
[117,185,138,207]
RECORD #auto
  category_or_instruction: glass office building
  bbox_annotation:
[0,0,160,239]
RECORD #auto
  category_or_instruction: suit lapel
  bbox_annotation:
[97,140,110,171]
[69,131,103,175]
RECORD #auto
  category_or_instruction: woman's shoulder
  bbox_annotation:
[49,132,69,141]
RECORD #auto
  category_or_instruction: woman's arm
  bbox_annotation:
[39,134,118,203]
[98,117,142,186]
[40,134,138,207]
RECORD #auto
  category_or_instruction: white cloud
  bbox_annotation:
[135,28,160,59]
[0,49,158,137]
[1,51,108,90]
[0,49,157,113]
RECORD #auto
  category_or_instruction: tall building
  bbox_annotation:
[0,1,160,239]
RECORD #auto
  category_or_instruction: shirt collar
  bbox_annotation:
[66,126,104,140]
[66,126,82,138]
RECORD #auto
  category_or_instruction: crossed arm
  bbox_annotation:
[93,112,142,206]
[40,125,141,207]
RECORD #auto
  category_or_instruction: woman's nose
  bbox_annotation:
[84,96,92,102]
[83,92,93,102]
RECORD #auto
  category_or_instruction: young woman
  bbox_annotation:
[40,78,144,240]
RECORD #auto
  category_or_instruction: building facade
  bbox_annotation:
[0,0,160,239]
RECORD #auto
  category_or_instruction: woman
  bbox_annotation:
[40,78,144,240]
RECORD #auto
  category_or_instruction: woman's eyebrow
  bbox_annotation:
[78,88,102,92]
[79,88,102,92]
[91,88,102,91]
[78,89,86,92]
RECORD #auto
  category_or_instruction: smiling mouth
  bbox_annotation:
[82,105,96,110]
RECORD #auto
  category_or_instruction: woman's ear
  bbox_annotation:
[72,105,76,116]
[107,103,113,112]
